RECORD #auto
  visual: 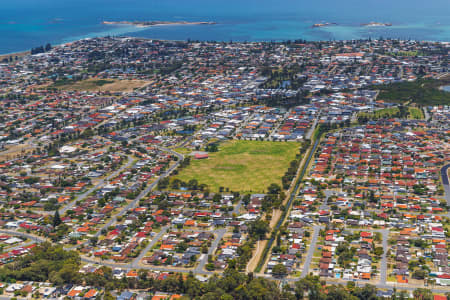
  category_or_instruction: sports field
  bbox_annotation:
[50,79,149,92]
[174,140,300,193]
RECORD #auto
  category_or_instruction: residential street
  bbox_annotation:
[92,146,184,239]
[59,155,135,215]
[131,226,169,268]
[441,164,450,206]
[300,225,321,278]
[195,228,227,273]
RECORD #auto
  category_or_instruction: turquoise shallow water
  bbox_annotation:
[1,0,449,54]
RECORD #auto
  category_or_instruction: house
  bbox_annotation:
[117,291,134,300]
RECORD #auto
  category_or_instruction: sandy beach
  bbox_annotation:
[0,50,30,61]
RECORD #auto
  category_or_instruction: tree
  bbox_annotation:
[187,179,198,190]
[0,243,81,285]
[412,288,432,300]
[272,264,287,277]
[353,284,378,300]
[248,220,270,240]
[212,193,222,203]
[295,275,323,300]
[90,236,98,246]
[268,183,281,195]
[412,269,427,280]
[53,210,61,228]
[374,247,384,257]
[242,194,251,206]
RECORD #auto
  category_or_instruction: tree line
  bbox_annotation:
[0,243,440,299]
[30,43,52,55]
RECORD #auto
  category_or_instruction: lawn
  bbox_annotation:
[174,140,301,193]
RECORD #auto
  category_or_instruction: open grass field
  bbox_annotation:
[50,78,150,92]
[174,140,300,193]
[408,107,424,119]
[357,107,400,120]
[0,143,36,162]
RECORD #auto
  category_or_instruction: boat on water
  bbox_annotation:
[312,22,337,28]
[362,22,392,27]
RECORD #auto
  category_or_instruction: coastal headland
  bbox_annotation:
[311,21,392,29]
[102,20,217,28]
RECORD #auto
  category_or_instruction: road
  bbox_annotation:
[234,112,254,138]
[81,227,227,275]
[7,240,36,251]
[423,107,430,121]
[64,146,184,250]
[2,142,449,293]
[131,226,169,268]
[300,225,321,278]
[232,199,243,215]
[0,296,27,300]
[380,229,388,285]
[0,229,48,243]
[268,109,291,140]
[305,110,320,140]
[59,155,135,214]
[321,190,334,210]
[3,228,450,294]
[440,164,450,207]
[342,228,389,284]
[256,138,320,271]
[322,279,450,294]
[93,147,183,239]
[195,228,227,274]
[437,72,449,79]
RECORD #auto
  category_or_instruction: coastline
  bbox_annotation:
[0,50,30,60]
[0,41,76,60]
[0,21,449,56]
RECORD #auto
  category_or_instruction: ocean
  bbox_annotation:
[1,0,449,54]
